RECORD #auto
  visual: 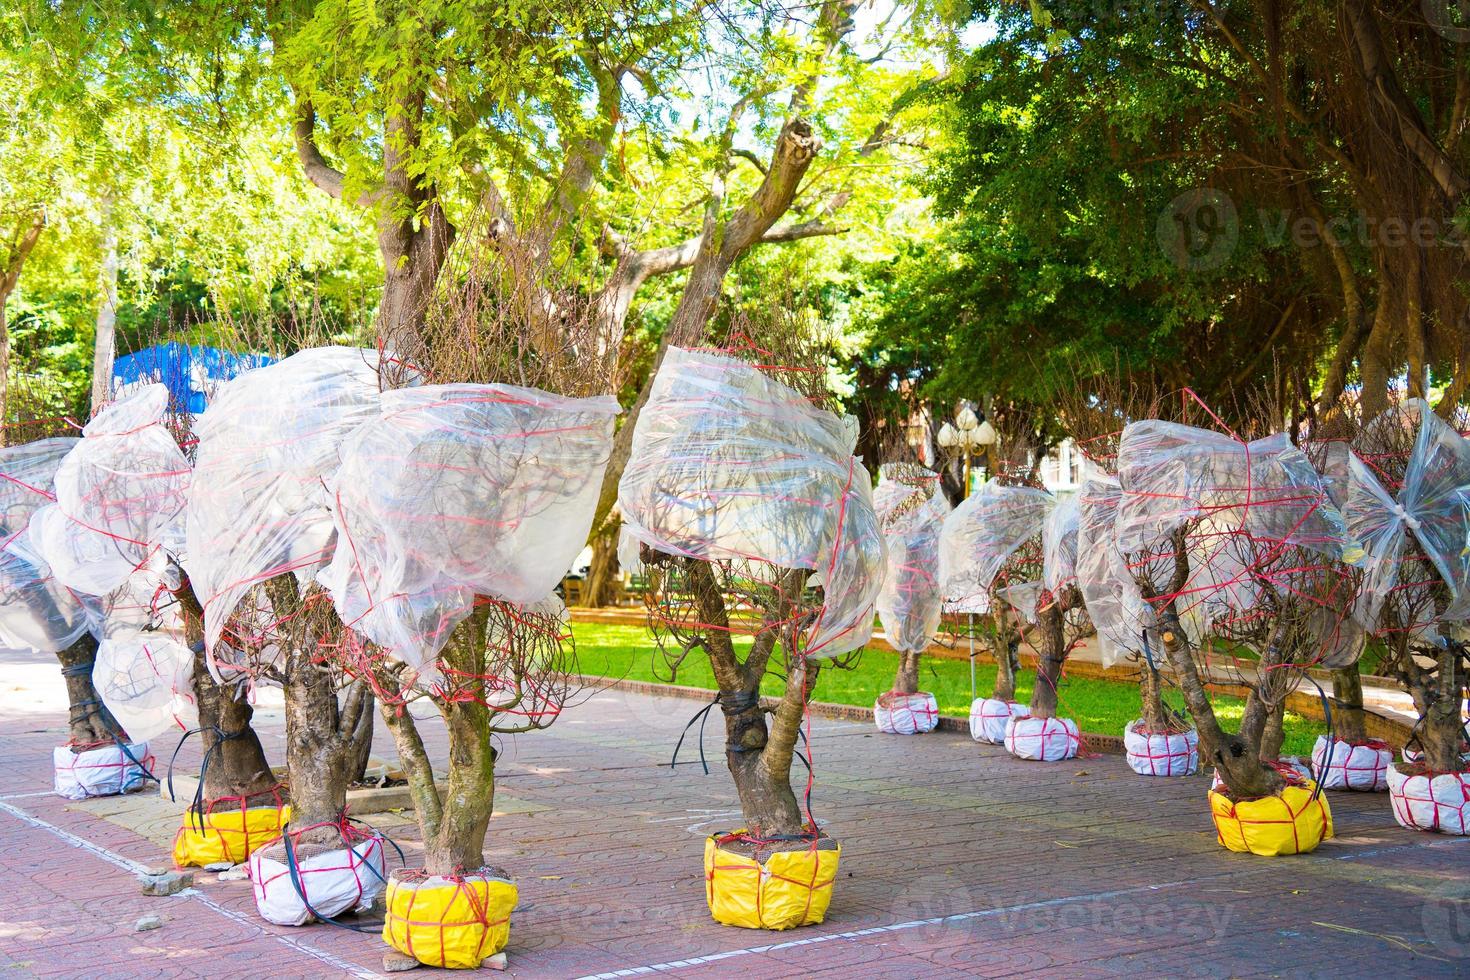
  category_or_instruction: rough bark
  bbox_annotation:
[57,633,123,746]
[1419,645,1468,773]
[1260,700,1286,762]
[1331,664,1369,744]
[1138,664,1170,733]
[991,610,1021,702]
[175,576,278,803]
[1027,605,1066,720]
[423,697,497,873]
[891,650,922,696]
[579,519,620,608]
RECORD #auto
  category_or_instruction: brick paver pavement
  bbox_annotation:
[1,650,1467,978]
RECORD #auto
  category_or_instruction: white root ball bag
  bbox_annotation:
[53,741,153,800]
[1123,721,1199,776]
[1311,736,1390,792]
[1387,766,1470,835]
[969,697,1027,744]
[1004,715,1080,761]
[874,692,939,735]
[249,833,388,926]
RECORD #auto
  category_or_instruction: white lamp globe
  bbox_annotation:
[937,422,959,448]
[975,419,998,446]
[955,406,979,431]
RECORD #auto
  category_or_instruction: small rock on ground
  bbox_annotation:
[217,865,249,881]
[381,951,421,972]
[203,861,233,872]
[483,952,508,971]
[133,915,163,932]
[139,870,193,897]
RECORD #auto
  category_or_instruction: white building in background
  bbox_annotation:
[1037,438,1093,495]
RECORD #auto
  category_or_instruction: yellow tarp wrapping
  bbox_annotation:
[382,871,518,969]
[172,804,290,867]
[704,830,840,930]
[1209,782,1334,856]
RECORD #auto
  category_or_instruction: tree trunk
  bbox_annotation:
[90,204,118,412]
[57,633,123,747]
[345,693,375,784]
[991,613,1020,701]
[891,650,922,695]
[580,519,621,608]
[175,576,277,804]
[1,214,46,439]
[278,659,353,843]
[1421,646,1468,773]
[423,697,497,874]
[1027,605,1065,719]
[723,697,805,836]
[1139,664,1170,733]
[1157,612,1283,800]
[1331,664,1369,744]
[1260,700,1286,762]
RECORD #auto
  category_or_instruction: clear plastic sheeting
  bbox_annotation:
[617,348,884,659]
[319,383,619,682]
[872,465,950,654]
[188,347,391,654]
[1344,400,1470,627]
[93,632,198,741]
[937,482,1053,614]
[1075,476,1155,667]
[30,385,191,596]
[1042,495,1081,596]
[1115,422,1353,561]
[0,438,90,654]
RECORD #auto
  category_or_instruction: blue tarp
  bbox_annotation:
[112,342,274,415]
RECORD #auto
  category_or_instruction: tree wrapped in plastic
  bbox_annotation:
[1000,494,1092,761]
[871,462,949,734]
[0,436,145,799]
[1061,383,1201,777]
[308,239,620,967]
[1115,416,1363,855]
[1344,400,1470,832]
[25,384,281,857]
[186,346,391,922]
[938,479,1051,745]
[617,339,884,931]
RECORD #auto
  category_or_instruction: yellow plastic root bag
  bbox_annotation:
[382,870,518,969]
[173,803,290,867]
[1208,782,1334,856]
[704,830,840,930]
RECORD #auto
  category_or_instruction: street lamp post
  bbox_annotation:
[937,403,999,702]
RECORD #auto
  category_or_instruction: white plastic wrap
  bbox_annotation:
[1387,766,1470,835]
[1344,400,1470,628]
[873,465,949,654]
[1075,477,1155,668]
[53,741,153,800]
[249,834,388,926]
[873,691,939,735]
[29,385,190,596]
[0,438,91,654]
[1115,422,1354,560]
[617,347,885,659]
[1123,721,1198,776]
[968,696,1026,744]
[188,347,393,655]
[1041,494,1081,596]
[92,632,198,742]
[1004,714,1080,761]
[1310,736,1389,792]
[938,482,1053,613]
[319,383,618,680]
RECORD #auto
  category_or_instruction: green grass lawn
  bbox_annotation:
[570,620,1326,756]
